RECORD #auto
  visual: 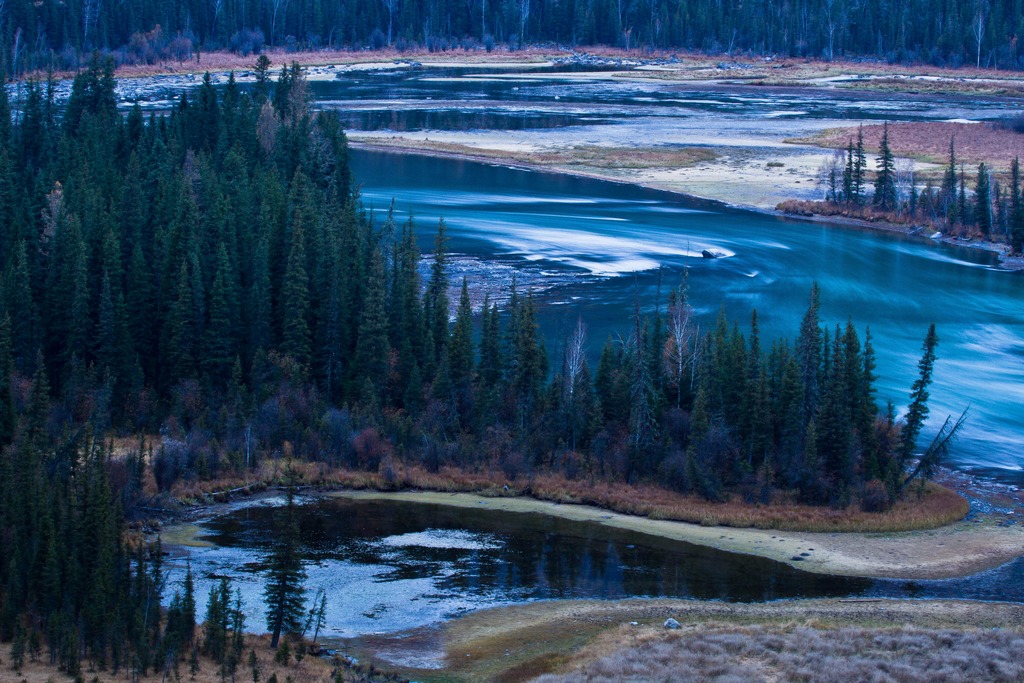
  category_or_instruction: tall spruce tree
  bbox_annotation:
[975,163,992,236]
[281,225,311,367]
[0,315,13,446]
[943,136,959,225]
[898,324,939,467]
[264,471,306,649]
[1011,157,1024,254]
[873,122,897,211]
[423,219,450,377]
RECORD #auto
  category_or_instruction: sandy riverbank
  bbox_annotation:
[329,488,1023,580]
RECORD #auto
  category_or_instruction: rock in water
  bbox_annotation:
[701,249,719,259]
[664,618,681,629]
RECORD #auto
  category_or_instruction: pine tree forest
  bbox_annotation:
[0,57,963,676]
[3,0,1024,75]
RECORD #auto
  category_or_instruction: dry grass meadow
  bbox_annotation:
[795,121,1024,170]
[535,624,1024,683]
[170,461,969,534]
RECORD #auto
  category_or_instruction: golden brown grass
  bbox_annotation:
[353,138,716,171]
[842,76,1024,97]
[170,462,968,534]
[792,121,1024,170]
[537,623,1024,682]
[370,598,1024,682]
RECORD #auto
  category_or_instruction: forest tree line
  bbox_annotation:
[0,57,959,676]
[809,124,1024,254]
[3,0,1024,75]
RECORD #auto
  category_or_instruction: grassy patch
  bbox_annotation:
[173,462,968,534]
[790,121,1024,170]
[839,76,1024,97]
[537,623,1024,682]
[353,138,717,171]
[527,145,718,169]
[374,598,1024,683]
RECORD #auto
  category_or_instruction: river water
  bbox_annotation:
[314,65,1022,484]
[350,148,1024,484]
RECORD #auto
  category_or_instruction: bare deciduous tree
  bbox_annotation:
[518,0,530,45]
[816,149,845,201]
[822,0,838,61]
[663,278,697,408]
[974,2,988,68]
[382,0,400,45]
[896,158,916,214]
[563,316,587,450]
[83,0,102,47]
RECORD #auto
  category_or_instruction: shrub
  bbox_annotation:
[860,479,891,512]
[229,28,265,56]
[369,29,387,50]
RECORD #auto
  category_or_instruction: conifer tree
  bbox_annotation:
[842,139,855,203]
[0,315,13,447]
[423,219,450,376]
[1011,157,1024,254]
[958,165,969,228]
[975,163,992,236]
[943,136,959,225]
[795,283,822,424]
[166,262,197,383]
[10,241,38,372]
[264,472,306,649]
[853,126,867,204]
[281,226,311,367]
[352,248,390,403]
[873,122,897,211]
[202,249,237,386]
[249,230,274,360]
[899,324,939,466]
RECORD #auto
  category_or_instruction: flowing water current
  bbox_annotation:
[350,149,1024,484]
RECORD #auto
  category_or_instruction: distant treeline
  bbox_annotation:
[3,0,1024,74]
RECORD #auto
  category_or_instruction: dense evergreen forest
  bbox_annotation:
[0,58,958,677]
[3,0,1024,75]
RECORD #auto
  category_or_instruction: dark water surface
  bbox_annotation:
[350,149,1024,484]
[168,496,1024,640]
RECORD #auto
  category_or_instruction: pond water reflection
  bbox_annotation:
[167,497,1023,639]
